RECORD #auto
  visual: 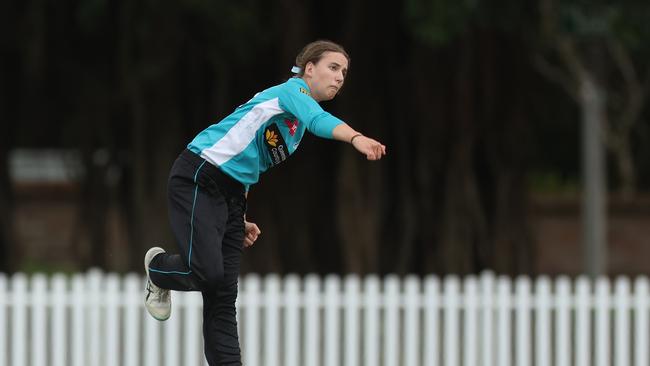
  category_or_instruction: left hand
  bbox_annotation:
[352,135,386,160]
[244,220,261,248]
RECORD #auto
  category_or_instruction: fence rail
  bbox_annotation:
[0,270,649,366]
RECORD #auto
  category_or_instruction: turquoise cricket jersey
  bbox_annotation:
[187,77,344,190]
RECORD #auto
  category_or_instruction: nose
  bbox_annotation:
[336,72,344,84]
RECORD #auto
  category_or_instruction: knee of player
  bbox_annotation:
[199,268,225,290]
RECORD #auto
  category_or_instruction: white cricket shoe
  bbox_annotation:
[144,247,171,321]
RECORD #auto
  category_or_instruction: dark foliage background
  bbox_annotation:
[2,0,649,276]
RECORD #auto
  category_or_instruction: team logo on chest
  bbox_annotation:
[285,119,299,136]
[265,129,279,147]
[264,124,289,166]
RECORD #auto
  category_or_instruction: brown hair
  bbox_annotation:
[294,40,350,77]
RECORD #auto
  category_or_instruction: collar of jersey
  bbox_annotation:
[289,77,312,95]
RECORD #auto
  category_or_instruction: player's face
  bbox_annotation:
[304,51,348,102]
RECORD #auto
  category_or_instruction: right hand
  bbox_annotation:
[243,220,261,248]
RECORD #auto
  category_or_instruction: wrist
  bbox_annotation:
[350,133,363,144]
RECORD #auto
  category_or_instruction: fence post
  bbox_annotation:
[515,276,532,366]
[614,277,631,366]
[480,272,495,366]
[51,274,68,366]
[264,274,281,366]
[323,275,341,366]
[496,276,511,366]
[11,273,27,366]
[31,274,48,366]
[443,276,460,366]
[404,275,421,366]
[555,276,571,366]
[283,274,300,366]
[0,274,7,366]
[575,276,592,366]
[243,274,261,366]
[634,277,649,366]
[343,274,360,366]
[463,276,478,366]
[87,270,103,366]
[123,274,141,366]
[71,274,86,366]
[143,294,161,366]
[423,275,440,366]
[305,274,321,366]
[594,277,610,366]
[535,276,551,366]
[382,275,398,366]
[363,275,378,366]
[105,274,120,366]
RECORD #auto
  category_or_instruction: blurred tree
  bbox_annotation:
[0,135,12,272]
[536,0,650,198]
[403,0,536,274]
[1,0,21,272]
[333,0,396,274]
[234,0,316,275]
[112,0,274,270]
[536,0,650,275]
[4,0,649,276]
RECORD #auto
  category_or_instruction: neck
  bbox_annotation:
[300,77,321,102]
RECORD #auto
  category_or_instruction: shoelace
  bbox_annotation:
[146,280,169,303]
[145,281,155,301]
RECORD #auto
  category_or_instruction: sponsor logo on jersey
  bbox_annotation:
[264,124,288,166]
[265,129,279,147]
[284,118,299,136]
[299,87,311,96]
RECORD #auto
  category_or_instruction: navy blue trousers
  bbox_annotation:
[149,149,246,365]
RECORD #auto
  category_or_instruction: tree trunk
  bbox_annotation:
[484,32,534,275]
[336,149,382,273]
[0,146,12,272]
[334,0,395,274]
[614,142,637,198]
[0,0,18,272]
[77,152,109,269]
[605,37,644,198]
[580,74,607,277]
[437,29,488,274]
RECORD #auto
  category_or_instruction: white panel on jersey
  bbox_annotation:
[201,98,283,166]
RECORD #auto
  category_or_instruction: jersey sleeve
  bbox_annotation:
[278,82,344,139]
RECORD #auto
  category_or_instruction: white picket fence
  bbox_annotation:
[0,270,649,366]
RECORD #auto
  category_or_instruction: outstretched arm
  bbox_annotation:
[332,123,387,160]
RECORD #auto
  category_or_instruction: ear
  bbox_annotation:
[304,61,315,77]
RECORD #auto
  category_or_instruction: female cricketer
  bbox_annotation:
[143,39,386,365]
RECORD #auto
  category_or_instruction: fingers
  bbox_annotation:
[243,221,261,248]
[244,231,258,248]
[352,136,386,160]
[365,141,386,160]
